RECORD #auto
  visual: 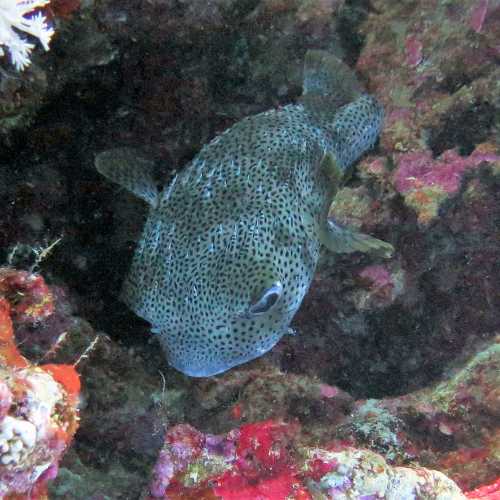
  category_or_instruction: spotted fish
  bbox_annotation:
[96,50,393,377]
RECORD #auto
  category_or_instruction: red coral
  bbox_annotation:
[148,420,464,499]
[0,297,29,368]
[230,403,243,420]
[149,420,306,499]
[215,420,302,499]
[0,268,54,324]
[214,468,304,500]
[466,477,500,499]
[42,363,81,400]
[49,0,80,19]
[307,458,336,481]
[0,268,80,496]
[236,420,297,471]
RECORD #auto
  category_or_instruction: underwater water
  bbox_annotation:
[0,0,499,498]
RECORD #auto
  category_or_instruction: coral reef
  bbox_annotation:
[0,269,182,499]
[189,335,499,493]
[284,0,500,396]
[393,147,500,225]
[0,268,80,498]
[0,0,499,497]
[0,0,115,137]
[346,338,500,491]
[465,478,500,499]
[145,419,465,499]
[48,326,183,499]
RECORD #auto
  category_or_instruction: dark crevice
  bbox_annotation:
[336,0,372,64]
[429,101,495,157]
[437,71,475,95]
[0,60,149,349]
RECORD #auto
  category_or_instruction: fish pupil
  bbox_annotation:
[248,281,283,315]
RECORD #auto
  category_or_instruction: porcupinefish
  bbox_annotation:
[96,50,393,377]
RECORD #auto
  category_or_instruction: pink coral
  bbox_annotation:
[149,424,206,497]
[352,264,404,310]
[470,0,490,33]
[394,148,500,195]
[359,265,392,285]
[392,147,500,223]
[405,35,423,66]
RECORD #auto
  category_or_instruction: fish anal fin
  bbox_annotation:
[321,220,394,258]
[95,147,159,207]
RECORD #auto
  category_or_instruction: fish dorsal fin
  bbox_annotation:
[320,219,394,258]
[303,50,362,102]
[95,148,159,207]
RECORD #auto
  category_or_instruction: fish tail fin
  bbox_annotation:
[301,51,384,170]
[300,50,380,153]
[332,95,384,169]
[303,50,362,104]
[95,148,159,207]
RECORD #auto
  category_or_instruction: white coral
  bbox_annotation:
[0,0,54,70]
[0,415,37,465]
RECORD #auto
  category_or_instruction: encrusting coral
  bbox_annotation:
[0,267,80,498]
[145,419,466,499]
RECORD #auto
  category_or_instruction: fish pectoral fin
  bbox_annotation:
[320,152,343,189]
[95,147,159,207]
[321,219,394,258]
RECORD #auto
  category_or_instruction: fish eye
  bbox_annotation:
[248,281,283,315]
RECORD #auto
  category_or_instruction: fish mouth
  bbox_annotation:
[164,333,284,378]
[158,303,300,377]
[168,348,278,377]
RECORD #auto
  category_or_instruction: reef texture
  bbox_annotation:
[1,0,500,497]
[145,419,465,499]
[190,335,499,493]
[0,268,80,498]
[0,270,179,499]
[48,315,182,499]
[465,478,500,499]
